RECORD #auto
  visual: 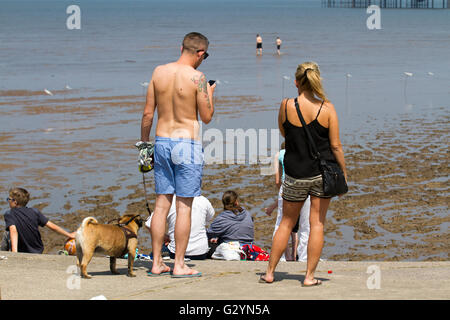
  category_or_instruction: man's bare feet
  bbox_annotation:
[151,263,171,275]
[172,264,201,277]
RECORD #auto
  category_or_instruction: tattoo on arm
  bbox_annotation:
[192,74,211,109]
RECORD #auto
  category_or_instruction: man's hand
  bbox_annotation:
[135,141,149,150]
[195,73,215,124]
[208,81,216,94]
[135,141,154,172]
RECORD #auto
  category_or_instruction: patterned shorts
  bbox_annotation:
[282,173,331,202]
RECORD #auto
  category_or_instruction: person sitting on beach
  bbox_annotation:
[145,195,215,261]
[3,187,76,254]
[207,190,254,247]
[260,62,347,286]
[265,142,311,262]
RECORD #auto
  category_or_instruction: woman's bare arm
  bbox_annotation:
[278,99,287,138]
[327,102,347,180]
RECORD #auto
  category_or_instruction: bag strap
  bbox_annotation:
[294,97,321,160]
[284,98,289,121]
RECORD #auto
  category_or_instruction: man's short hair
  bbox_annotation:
[9,187,30,207]
[182,32,209,54]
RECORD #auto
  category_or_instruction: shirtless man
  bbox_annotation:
[256,34,263,56]
[276,37,282,56]
[140,32,215,277]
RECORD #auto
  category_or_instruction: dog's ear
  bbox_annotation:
[117,215,129,224]
[136,215,143,228]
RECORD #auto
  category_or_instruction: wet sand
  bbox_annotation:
[0,90,448,261]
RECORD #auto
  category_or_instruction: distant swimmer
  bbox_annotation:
[256,34,263,56]
[276,37,282,55]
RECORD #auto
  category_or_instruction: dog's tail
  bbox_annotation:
[76,217,98,249]
[79,217,98,230]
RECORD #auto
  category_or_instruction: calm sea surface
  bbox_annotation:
[1,0,449,114]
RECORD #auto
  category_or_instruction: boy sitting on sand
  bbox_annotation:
[2,187,76,254]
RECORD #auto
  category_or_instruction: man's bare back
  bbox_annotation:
[150,63,209,140]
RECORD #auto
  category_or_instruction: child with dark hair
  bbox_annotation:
[3,188,76,254]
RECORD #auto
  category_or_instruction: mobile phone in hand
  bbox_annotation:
[208,80,216,86]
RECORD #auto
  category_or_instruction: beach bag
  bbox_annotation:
[294,98,348,197]
[240,244,270,261]
[211,241,243,261]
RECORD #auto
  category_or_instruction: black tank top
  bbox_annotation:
[283,99,335,179]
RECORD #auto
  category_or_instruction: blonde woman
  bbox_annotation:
[260,62,347,286]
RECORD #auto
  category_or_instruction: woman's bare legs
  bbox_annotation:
[304,196,331,286]
[261,199,304,282]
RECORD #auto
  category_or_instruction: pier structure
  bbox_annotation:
[321,0,449,8]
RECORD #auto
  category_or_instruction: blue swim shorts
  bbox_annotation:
[153,136,204,197]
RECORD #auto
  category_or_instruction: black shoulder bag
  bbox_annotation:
[294,98,348,197]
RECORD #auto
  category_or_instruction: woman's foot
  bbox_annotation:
[259,273,274,284]
[302,278,322,287]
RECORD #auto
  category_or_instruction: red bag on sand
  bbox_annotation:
[240,244,270,261]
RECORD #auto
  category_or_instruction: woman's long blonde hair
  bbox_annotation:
[295,62,328,102]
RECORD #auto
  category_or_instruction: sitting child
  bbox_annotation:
[3,187,76,254]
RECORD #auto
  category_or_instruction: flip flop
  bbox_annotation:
[258,274,273,284]
[147,271,171,277]
[171,272,202,278]
[302,279,322,287]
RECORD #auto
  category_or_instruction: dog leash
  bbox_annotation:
[107,214,140,227]
[142,172,153,217]
[135,141,154,218]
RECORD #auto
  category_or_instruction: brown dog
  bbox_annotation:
[75,214,144,279]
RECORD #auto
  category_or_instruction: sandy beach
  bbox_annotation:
[1,90,448,261]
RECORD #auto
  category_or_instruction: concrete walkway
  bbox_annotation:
[0,252,448,300]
